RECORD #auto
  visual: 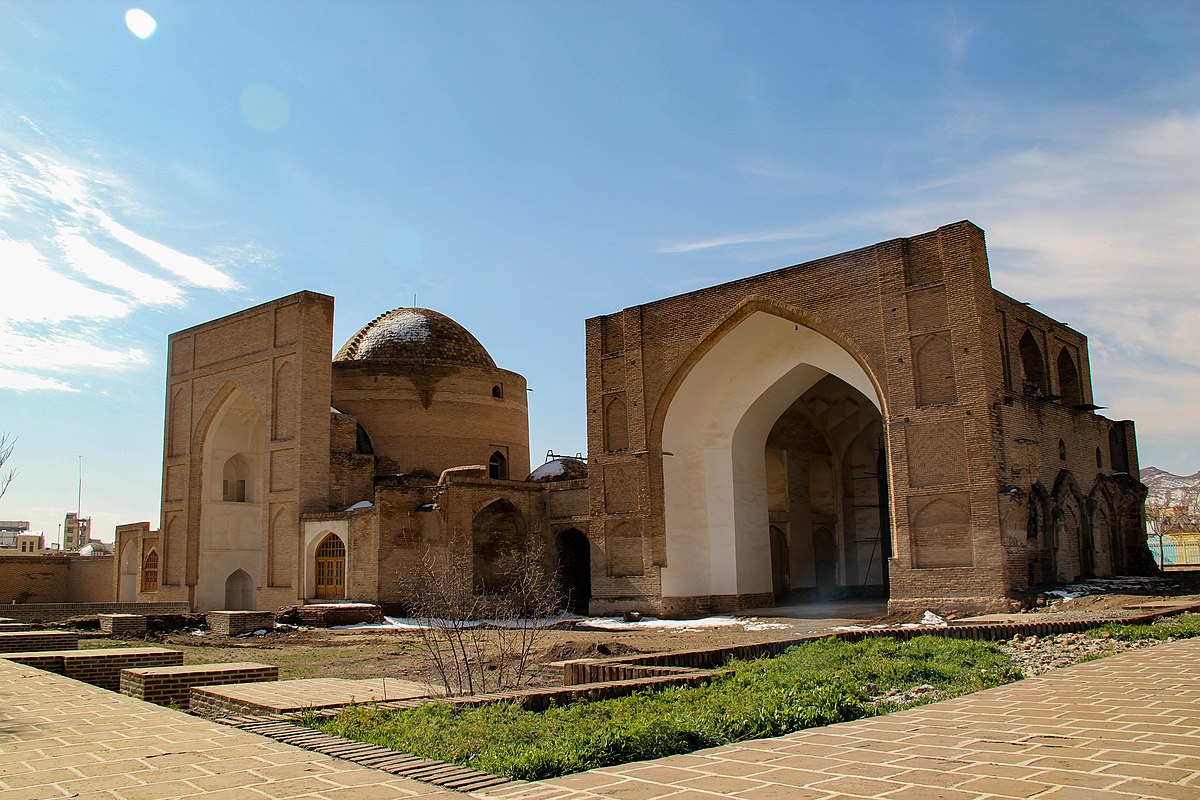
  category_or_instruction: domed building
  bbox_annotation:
[120,293,591,612]
[120,221,1151,619]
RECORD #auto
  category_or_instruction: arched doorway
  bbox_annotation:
[556,528,591,614]
[314,533,346,599]
[224,569,255,610]
[659,310,887,610]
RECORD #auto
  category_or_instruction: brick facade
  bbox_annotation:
[586,221,1149,616]
[122,221,1146,618]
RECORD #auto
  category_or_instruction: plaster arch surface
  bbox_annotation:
[118,538,137,602]
[195,387,266,611]
[660,310,884,601]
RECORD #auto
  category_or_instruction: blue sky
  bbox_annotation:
[1,1,1197,543]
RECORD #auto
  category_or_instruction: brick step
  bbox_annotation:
[121,661,278,709]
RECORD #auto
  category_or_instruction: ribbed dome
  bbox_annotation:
[335,308,496,369]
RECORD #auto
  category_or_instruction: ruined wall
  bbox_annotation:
[0,555,115,604]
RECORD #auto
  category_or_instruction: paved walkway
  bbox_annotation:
[0,657,457,800]
[2,639,1198,800]
[486,638,1200,800]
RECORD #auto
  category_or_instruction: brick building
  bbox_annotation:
[119,220,1150,616]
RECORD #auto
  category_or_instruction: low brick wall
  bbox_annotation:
[61,647,183,691]
[1,651,67,672]
[0,602,190,623]
[0,622,35,632]
[207,611,275,636]
[296,604,382,627]
[121,662,278,709]
[0,630,78,653]
[99,614,146,636]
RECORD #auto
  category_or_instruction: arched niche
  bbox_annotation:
[1019,330,1047,396]
[196,388,266,612]
[472,499,526,592]
[1056,348,1082,406]
[118,539,138,602]
[488,450,508,480]
[224,568,255,611]
[659,310,884,603]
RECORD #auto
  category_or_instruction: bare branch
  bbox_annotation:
[0,434,16,502]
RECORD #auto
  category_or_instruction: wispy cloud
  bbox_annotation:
[0,128,242,391]
[656,108,1200,468]
[656,223,835,254]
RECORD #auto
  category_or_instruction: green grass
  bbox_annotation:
[302,635,1020,780]
[1087,612,1200,642]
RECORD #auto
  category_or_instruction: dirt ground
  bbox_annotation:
[82,572,1200,690]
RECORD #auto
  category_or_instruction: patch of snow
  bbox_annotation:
[345,500,373,511]
[1043,575,1171,602]
[577,615,787,632]
[377,310,431,343]
[304,602,378,608]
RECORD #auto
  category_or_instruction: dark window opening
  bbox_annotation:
[488,450,508,480]
[492,384,504,399]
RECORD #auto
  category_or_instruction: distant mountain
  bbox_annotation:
[1140,467,1200,508]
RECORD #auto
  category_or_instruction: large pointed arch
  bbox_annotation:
[652,300,888,604]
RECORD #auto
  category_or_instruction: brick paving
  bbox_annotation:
[195,677,430,715]
[0,658,456,800]
[483,638,1200,800]
[3,639,1199,799]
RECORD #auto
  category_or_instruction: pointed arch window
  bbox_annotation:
[488,450,508,480]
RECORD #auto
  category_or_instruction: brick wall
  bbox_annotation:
[120,661,277,708]
[0,602,190,623]
[60,647,183,691]
[0,630,78,652]
[206,610,274,635]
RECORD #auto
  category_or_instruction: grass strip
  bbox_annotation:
[1087,611,1200,641]
[299,635,1019,780]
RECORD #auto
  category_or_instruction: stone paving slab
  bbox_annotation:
[0,658,458,800]
[483,638,1200,800]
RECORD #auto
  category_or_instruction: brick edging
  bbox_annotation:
[220,715,518,793]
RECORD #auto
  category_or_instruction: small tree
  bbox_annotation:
[0,434,15,501]
[399,539,562,697]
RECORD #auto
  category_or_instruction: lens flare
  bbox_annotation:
[240,84,290,132]
[124,9,157,39]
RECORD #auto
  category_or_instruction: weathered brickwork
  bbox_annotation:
[0,555,115,604]
[0,601,189,623]
[122,220,1145,619]
[98,613,146,635]
[207,610,275,635]
[119,661,277,708]
[586,221,1149,616]
[0,631,78,653]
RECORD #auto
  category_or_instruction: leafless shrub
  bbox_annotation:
[0,434,15,501]
[399,538,562,696]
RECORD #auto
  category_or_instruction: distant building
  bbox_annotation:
[63,512,92,552]
[0,520,31,549]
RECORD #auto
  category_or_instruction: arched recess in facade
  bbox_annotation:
[192,385,267,611]
[655,302,889,608]
[472,499,527,593]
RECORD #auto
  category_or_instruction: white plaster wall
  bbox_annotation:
[196,391,265,612]
[661,312,880,599]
